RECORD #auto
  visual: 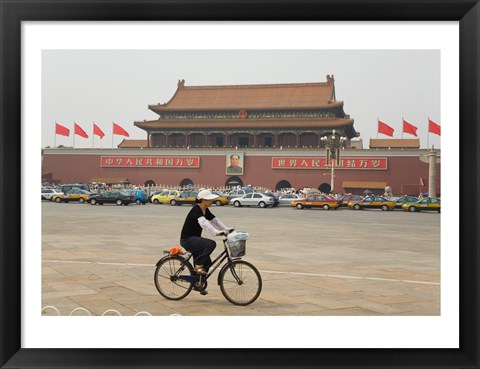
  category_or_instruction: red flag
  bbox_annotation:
[55,123,70,137]
[113,122,129,137]
[378,120,394,137]
[402,120,418,137]
[74,122,89,138]
[93,123,105,139]
[428,119,441,136]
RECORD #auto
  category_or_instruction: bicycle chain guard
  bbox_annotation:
[193,278,208,292]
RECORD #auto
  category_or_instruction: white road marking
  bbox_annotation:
[43,259,440,286]
[44,259,152,267]
[260,270,440,285]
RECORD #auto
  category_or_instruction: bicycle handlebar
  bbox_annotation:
[218,228,235,237]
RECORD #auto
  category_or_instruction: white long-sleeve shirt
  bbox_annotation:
[198,216,229,236]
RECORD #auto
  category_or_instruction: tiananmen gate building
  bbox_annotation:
[42,76,441,195]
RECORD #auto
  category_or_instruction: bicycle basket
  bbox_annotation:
[226,239,246,257]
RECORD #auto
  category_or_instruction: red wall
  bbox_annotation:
[42,149,440,195]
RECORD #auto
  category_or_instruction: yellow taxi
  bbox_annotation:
[151,190,181,205]
[212,192,229,206]
[291,194,339,210]
[52,188,92,203]
[402,197,441,213]
[170,191,198,206]
[347,195,395,211]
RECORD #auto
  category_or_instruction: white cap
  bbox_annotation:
[197,189,219,200]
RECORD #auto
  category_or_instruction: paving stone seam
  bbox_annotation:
[43,259,440,286]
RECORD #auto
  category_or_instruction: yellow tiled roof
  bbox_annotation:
[369,139,420,148]
[149,76,338,111]
[343,181,387,189]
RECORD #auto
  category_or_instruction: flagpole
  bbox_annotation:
[427,117,430,149]
[92,122,95,149]
[401,117,404,140]
[73,122,76,148]
[112,122,114,148]
[54,121,56,148]
[376,118,378,139]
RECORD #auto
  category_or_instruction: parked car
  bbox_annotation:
[402,197,441,213]
[394,195,420,209]
[291,194,339,210]
[56,183,89,194]
[229,193,275,208]
[278,193,305,206]
[127,189,149,205]
[323,194,342,206]
[151,190,181,205]
[148,191,163,203]
[226,189,255,200]
[41,188,64,201]
[89,190,133,206]
[55,188,92,203]
[211,192,229,206]
[337,194,364,207]
[263,192,279,207]
[348,196,396,211]
[170,191,198,206]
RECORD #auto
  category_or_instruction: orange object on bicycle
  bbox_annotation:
[169,244,185,255]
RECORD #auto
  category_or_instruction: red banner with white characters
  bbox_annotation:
[100,156,200,168]
[272,157,387,170]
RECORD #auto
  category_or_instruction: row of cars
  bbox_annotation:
[150,189,440,212]
[42,185,149,206]
[150,189,284,208]
[42,185,441,212]
[290,194,441,212]
[43,186,285,208]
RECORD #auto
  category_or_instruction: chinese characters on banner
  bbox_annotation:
[100,156,385,170]
[271,157,387,170]
[101,156,200,168]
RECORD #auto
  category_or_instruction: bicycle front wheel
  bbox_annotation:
[154,255,194,300]
[219,260,262,306]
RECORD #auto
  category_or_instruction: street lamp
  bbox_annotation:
[320,130,346,193]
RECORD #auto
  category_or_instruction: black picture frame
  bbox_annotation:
[1,1,479,368]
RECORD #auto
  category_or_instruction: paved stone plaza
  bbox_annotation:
[42,201,440,316]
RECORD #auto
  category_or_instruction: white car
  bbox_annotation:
[226,189,255,200]
[278,193,305,206]
[229,193,275,208]
[41,188,64,201]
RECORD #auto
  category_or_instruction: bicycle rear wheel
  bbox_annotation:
[154,255,194,300]
[219,260,262,306]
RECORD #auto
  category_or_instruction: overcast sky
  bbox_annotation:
[42,50,441,149]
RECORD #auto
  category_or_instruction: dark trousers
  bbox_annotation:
[180,236,216,267]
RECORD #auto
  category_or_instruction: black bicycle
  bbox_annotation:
[154,231,262,306]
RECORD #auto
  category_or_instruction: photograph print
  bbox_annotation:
[24,21,464,352]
